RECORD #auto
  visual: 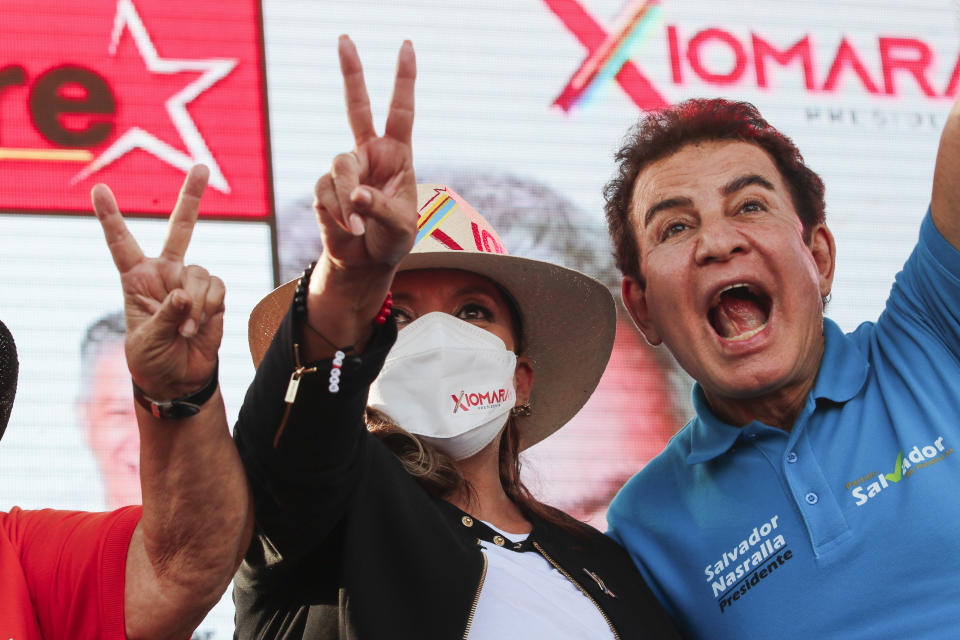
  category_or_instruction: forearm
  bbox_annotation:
[235,303,395,559]
[302,252,395,360]
[931,98,960,250]
[125,391,253,640]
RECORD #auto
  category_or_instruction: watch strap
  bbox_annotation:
[132,360,219,420]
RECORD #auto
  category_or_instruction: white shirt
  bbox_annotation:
[466,522,617,639]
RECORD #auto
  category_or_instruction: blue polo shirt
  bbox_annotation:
[608,212,960,639]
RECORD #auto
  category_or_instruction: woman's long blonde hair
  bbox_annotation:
[366,407,590,537]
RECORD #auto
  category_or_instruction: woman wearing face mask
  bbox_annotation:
[232,37,680,640]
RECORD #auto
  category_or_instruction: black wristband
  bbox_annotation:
[132,359,219,420]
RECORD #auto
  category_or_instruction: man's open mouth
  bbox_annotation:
[708,284,772,341]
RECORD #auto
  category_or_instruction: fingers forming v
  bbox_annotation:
[92,183,146,274]
[384,40,416,144]
[161,164,210,264]
[339,35,377,147]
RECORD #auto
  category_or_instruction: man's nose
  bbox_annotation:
[694,216,748,265]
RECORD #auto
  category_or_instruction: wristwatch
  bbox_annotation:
[132,360,219,420]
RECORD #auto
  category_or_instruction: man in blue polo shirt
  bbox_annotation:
[602,98,960,638]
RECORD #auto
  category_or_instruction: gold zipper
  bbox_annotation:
[462,549,488,639]
[532,541,621,640]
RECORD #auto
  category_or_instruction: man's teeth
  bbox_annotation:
[715,283,753,301]
[724,323,767,341]
[720,283,748,294]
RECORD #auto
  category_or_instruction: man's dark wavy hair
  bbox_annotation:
[0,320,18,437]
[604,98,826,287]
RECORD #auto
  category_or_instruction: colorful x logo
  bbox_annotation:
[451,391,470,413]
[546,0,669,112]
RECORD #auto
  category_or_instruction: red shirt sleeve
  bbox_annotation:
[2,506,142,640]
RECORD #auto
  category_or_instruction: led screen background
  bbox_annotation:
[1,0,958,635]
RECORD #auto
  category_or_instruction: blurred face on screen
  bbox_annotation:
[521,318,678,529]
[80,341,141,509]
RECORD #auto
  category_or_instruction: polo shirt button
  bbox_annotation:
[786,452,798,463]
[805,492,819,505]
[746,432,757,440]
[461,516,474,527]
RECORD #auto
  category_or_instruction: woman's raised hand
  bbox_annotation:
[314,36,418,274]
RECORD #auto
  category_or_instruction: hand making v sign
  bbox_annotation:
[305,36,418,355]
[92,164,224,401]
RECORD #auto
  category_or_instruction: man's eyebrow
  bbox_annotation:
[641,174,776,227]
[643,196,693,227]
[722,174,776,196]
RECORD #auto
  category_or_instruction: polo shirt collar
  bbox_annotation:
[809,318,869,404]
[685,317,869,465]
[685,387,742,464]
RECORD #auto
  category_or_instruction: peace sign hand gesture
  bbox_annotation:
[313,35,418,275]
[92,165,224,400]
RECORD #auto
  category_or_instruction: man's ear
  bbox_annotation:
[514,356,534,404]
[808,223,836,299]
[622,276,661,346]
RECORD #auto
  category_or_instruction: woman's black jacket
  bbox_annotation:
[232,307,680,639]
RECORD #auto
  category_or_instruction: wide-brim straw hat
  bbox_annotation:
[248,184,615,451]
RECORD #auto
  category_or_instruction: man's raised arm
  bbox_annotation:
[92,165,253,640]
[931,97,960,250]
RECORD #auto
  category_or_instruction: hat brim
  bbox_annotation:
[248,251,615,451]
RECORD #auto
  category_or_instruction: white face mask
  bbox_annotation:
[368,311,519,460]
